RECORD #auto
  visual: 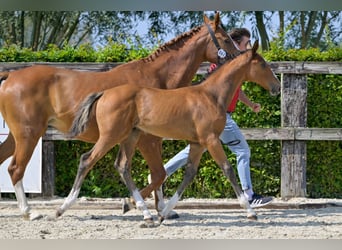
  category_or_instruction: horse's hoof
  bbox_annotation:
[122,198,135,214]
[139,218,157,228]
[247,214,258,220]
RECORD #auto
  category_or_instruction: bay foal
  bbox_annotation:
[62,41,280,226]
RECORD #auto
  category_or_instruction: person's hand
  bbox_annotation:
[252,103,261,113]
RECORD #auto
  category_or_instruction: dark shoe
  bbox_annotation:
[249,194,273,208]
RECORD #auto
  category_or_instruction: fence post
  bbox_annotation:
[280,73,307,198]
[42,140,55,197]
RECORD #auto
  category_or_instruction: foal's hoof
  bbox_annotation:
[55,209,64,218]
[158,210,179,220]
[122,198,135,214]
[158,216,165,224]
[23,212,44,221]
[166,210,180,219]
[139,218,157,228]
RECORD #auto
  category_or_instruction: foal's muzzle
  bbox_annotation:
[270,84,281,96]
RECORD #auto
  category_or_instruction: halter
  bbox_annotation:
[205,23,241,65]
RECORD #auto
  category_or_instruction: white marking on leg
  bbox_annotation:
[238,193,256,218]
[132,189,152,220]
[14,180,30,216]
[156,186,166,211]
[14,180,43,220]
[148,174,167,211]
[59,188,80,215]
[161,192,179,218]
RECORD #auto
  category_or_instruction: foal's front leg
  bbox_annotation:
[206,140,257,220]
[159,143,204,222]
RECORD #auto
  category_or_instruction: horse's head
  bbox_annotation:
[203,13,241,65]
[245,41,281,96]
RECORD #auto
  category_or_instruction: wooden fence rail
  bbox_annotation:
[1,61,341,198]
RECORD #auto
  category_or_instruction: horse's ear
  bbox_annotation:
[214,12,221,29]
[252,40,259,54]
[203,14,210,24]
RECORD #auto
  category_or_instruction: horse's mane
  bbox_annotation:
[143,25,203,62]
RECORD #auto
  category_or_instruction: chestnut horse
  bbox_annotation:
[0,13,241,220]
[60,41,280,227]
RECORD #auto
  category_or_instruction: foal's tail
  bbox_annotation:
[0,72,9,85]
[69,92,104,137]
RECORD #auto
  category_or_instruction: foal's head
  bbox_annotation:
[203,12,241,65]
[244,41,281,96]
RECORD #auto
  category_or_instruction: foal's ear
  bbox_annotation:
[252,40,259,54]
[203,14,210,24]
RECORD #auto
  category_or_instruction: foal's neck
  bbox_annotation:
[202,55,249,111]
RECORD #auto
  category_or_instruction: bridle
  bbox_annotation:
[192,24,244,85]
[205,23,242,66]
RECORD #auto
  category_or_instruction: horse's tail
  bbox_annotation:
[68,92,104,137]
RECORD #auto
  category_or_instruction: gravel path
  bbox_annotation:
[0,197,341,239]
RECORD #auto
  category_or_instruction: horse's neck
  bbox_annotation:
[108,30,207,89]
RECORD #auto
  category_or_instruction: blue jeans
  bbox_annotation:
[164,113,252,191]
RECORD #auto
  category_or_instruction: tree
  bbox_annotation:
[0,11,341,51]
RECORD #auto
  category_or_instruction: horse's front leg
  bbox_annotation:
[207,139,257,220]
[116,131,156,228]
[9,136,44,221]
[159,143,204,223]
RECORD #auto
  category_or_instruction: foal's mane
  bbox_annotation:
[143,25,202,62]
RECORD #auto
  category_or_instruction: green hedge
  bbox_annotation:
[1,42,341,199]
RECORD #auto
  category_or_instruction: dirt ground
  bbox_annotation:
[0,197,341,239]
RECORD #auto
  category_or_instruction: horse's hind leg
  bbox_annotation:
[159,143,204,222]
[0,132,15,165]
[206,139,257,220]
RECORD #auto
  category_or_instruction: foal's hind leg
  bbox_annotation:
[56,136,117,218]
[206,139,257,220]
[159,143,204,222]
[115,131,155,227]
